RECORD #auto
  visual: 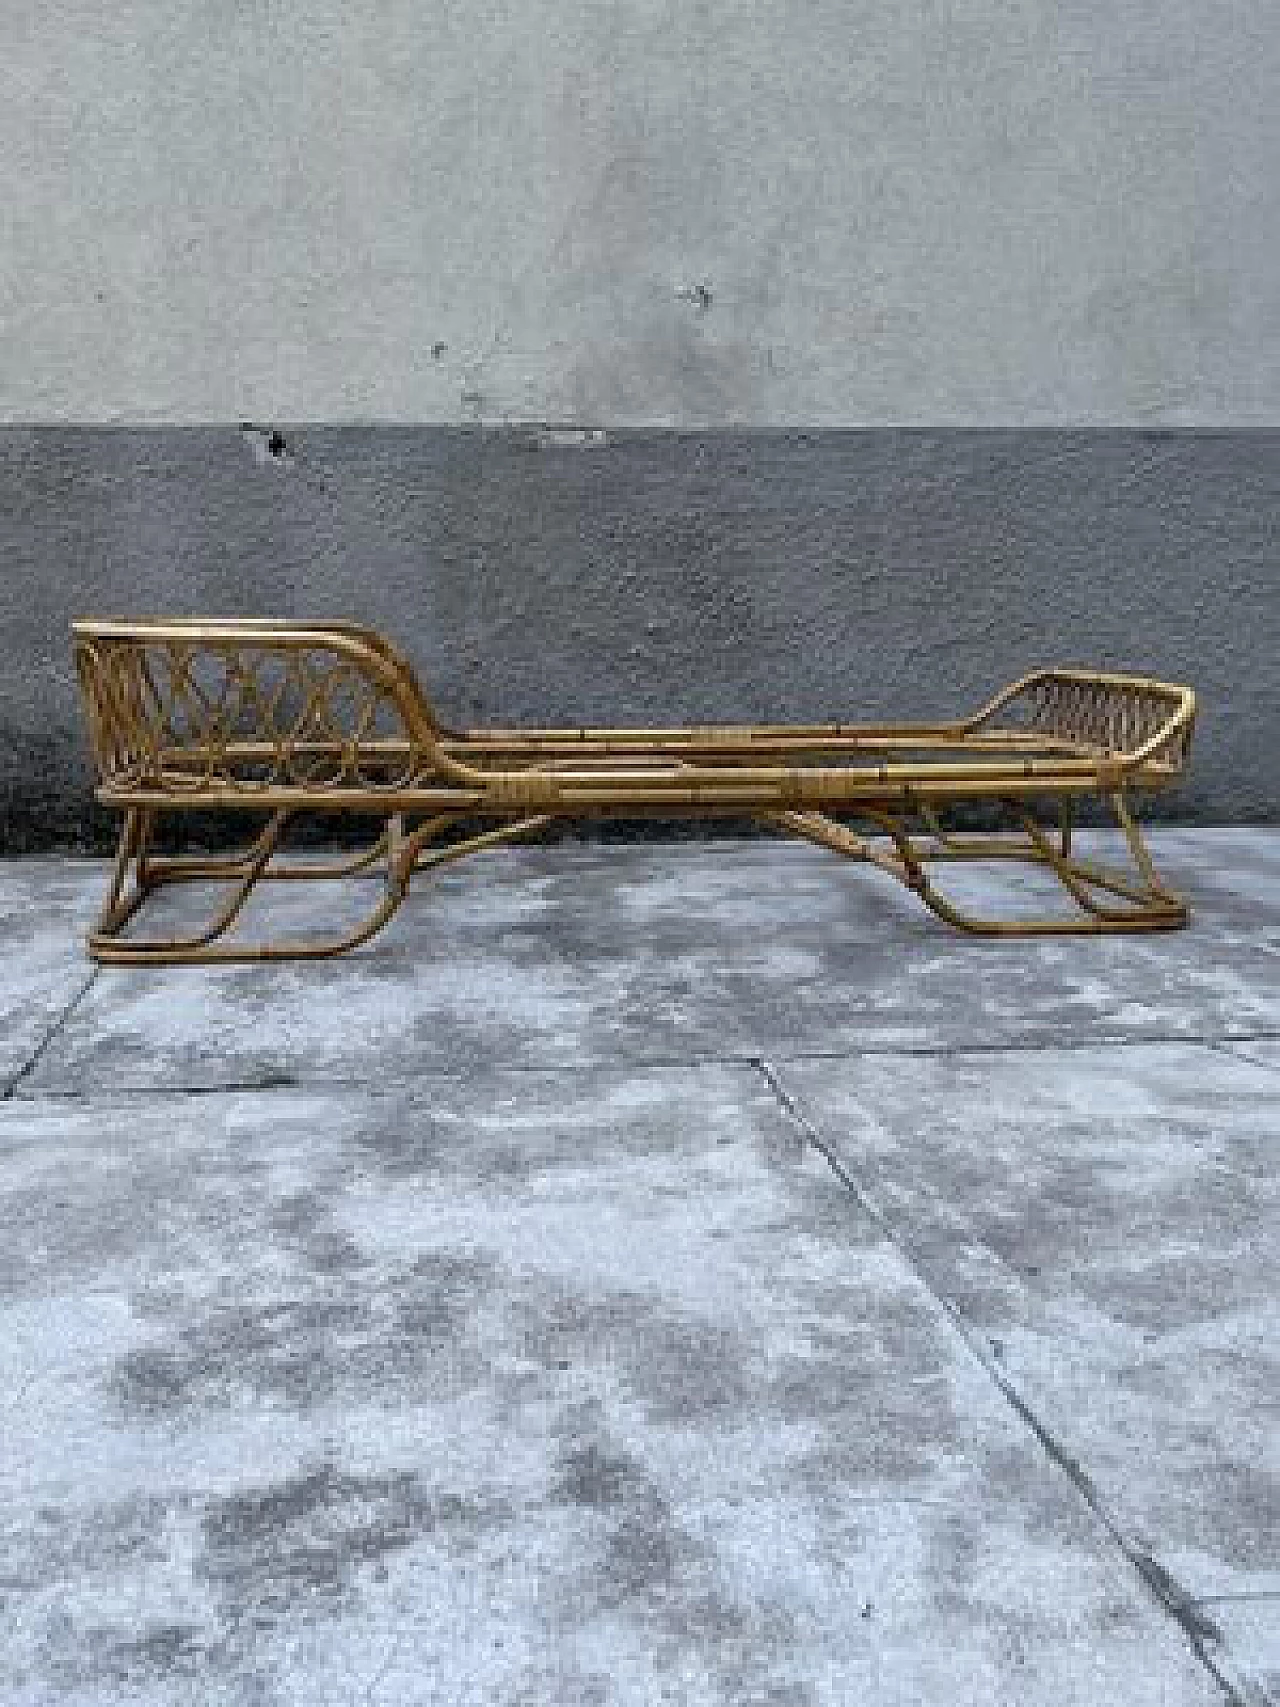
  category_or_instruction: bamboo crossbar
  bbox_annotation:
[71,618,1198,961]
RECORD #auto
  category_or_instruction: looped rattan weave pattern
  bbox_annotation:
[75,635,425,792]
[980,671,1193,769]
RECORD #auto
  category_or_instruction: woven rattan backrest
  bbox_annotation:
[970,669,1196,771]
[72,619,442,794]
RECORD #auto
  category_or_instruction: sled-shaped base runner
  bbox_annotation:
[72,619,1198,964]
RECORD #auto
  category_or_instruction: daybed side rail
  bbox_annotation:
[72,619,473,798]
[963,669,1197,775]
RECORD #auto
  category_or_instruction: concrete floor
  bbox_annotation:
[0,829,1276,1706]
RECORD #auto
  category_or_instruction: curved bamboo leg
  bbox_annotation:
[88,810,556,965]
[400,813,555,875]
[1018,816,1145,914]
[917,802,1045,863]
[90,809,439,965]
[909,794,1187,933]
[95,809,151,934]
[765,797,1188,935]
[1111,792,1184,905]
[88,880,415,965]
[1014,797,1187,924]
[89,811,294,963]
[759,810,921,888]
[910,874,1182,935]
[140,819,399,887]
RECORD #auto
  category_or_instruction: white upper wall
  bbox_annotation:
[2,0,1276,424]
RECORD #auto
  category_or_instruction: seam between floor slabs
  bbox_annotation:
[1205,1039,1280,1075]
[0,971,1267,1695]
[752,1054,1252,1707]
[9,1026,1280,1103]
[2,969,100,1100]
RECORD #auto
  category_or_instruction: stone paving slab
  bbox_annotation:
[16,833,1280,1095]
[0,863,97,1092]
[0,1066,1227,1707]
[776,1040,1280,1699]
[1149,830,1280,931]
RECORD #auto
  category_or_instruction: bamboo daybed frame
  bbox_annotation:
[71,618,1197,965]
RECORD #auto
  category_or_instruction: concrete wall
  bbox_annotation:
[4,0,1277,425]
[1,4,1277,840]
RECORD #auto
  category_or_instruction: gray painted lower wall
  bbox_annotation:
[1,426,1276,848]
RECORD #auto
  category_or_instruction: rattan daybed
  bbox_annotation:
[71,618,1197,964]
